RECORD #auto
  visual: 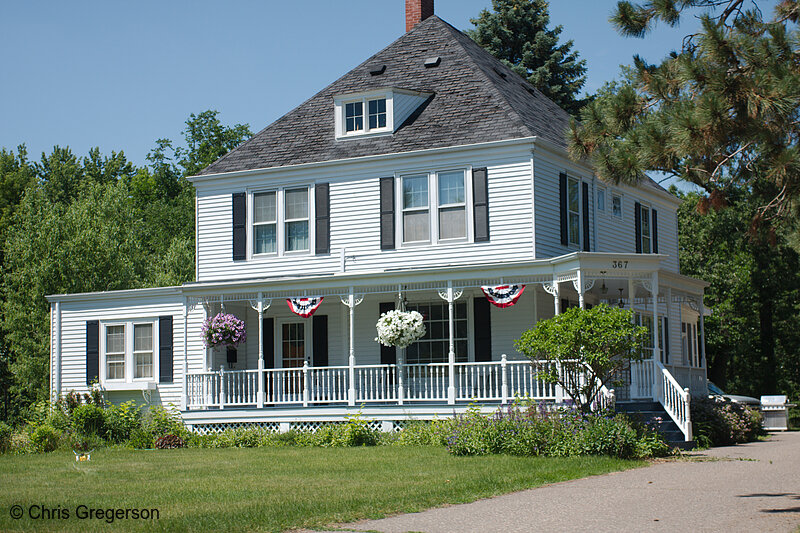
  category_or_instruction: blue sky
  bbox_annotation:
[0,1,730,174]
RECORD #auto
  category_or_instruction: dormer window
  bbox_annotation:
[334,89,430,140]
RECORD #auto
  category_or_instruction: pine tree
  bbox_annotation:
[468,0,590,116]
[569,1,800,223]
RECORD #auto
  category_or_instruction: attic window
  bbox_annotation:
[334,88,430,140]
[345,102,364,132]
[424,56,441,68]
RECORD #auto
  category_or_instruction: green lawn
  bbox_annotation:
[0,447,642,532]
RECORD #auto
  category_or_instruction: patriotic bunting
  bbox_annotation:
[481,285,525,308]
[287,297,324,318]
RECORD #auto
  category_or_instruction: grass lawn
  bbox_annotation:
[0,447,642,532]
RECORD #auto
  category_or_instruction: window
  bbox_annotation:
[253,192,277,254]
[405,302,468,364]
[597,189,606,211]
[437,171,466,240]
[640,205,652,253]
[103,321,157,383]
[133,324,153,379]
[681,321,699,367]
[105,325,125,380]
[368,98,386,129]
[284,188,309,252]
[612,194,622,218]
[400,169,469,245]
[251,187,311,256]
[567,177,580,246]
[345,101,363,133]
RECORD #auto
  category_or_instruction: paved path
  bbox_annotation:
[310,432,800,533]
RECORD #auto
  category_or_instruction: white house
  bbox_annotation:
[46,1,707,440]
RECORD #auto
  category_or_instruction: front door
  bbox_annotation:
[280,321,307,397]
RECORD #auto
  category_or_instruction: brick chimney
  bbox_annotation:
[406,0,434,32]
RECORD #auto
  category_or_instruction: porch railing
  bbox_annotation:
[186,355,599,410]
[654,360,693,441]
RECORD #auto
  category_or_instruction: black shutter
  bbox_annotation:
[634,201,642,253]
[232,192,246,261]
[652,209,659,253]
[86,320,99,385]
[663,317,670,364]
[226,347,237,365]
[379,177,395,250]
[561,298,571,312]
[313,315,328,367]
[315,183,330,254]
[582,182,590,251]
[263,317,274,369]
[472,167,490,242]
[559,172,568,246]
[159,316,173,383]
[379,302,396,364]
[474,297,492,362]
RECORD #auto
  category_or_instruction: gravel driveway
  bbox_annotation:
[311,431,800,533]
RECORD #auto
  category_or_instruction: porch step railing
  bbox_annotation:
[654,360,693,442]
[186,356,609,410]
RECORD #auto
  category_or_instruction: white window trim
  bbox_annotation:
[597,187,606,212]
[334,90,394,139]
[611,193,623,219]
[395,167,473,248]
[275,318,312,369]
[248,186,315,259]
[99,319,159,385]
[640,203,653,254]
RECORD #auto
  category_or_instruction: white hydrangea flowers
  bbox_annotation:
[375,310,426,348]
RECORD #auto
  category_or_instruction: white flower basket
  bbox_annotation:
[375,310,426,349]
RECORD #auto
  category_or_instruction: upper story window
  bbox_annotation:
[368,98,387,129]
[251,187,311,257]
[345,102,364,133]
[567,176,581,246]
[612,194,622,218]
[597,188,606,211]
[337,92,392,138]
[102,321,156,383]
[640,204,652,253]
[400,169,469,245]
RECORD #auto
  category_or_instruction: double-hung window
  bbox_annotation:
[612,194,622,218]
[567,177,581,246]
[640,205,652,253]
[253,192,277,254]
[400,169,469,245]
[405,302,468,364]
[342,96,388,135]
[345,102,364,133]
[251,187,311,256]
[597,188,606,212]
[368,98,386,129]
[103,321,157,383]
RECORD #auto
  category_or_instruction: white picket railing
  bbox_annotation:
[654,360,693,441]
[630,358,655,399]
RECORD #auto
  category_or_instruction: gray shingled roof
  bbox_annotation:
[199,15,573,176]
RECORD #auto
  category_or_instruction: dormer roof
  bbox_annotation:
[199,15,572,176]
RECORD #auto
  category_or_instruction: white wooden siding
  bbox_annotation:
[195,145,536,282]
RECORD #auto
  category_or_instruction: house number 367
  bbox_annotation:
[611,260,629,269]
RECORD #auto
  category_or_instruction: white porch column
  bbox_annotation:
[348,288,356,406]
[203,303,211,371]
[651,272,660,364]
[53,302,62,402]
[257,293,265,408]
[628,278,636,315]
[447,282,456,405]
[181,298,189,410]
[665,287,673,365]
[577,270,586,309]
[553,276,561,315]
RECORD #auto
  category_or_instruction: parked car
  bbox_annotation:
[707,381,760,406]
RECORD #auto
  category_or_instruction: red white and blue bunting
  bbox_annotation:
[481,285,526,308]
[287,297,324,318]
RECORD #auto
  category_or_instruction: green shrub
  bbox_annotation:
[104,401,141,442]
[10,431,32,454]
[392,420,452,446]
[30,424,61,453]
[310,414,378,447]
[691,397,765,447]
[142,406,187,440]
[0,421,12,453]
[72,404,107,437]
[129,427,154,449]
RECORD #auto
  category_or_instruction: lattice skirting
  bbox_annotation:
[189,419,397,434]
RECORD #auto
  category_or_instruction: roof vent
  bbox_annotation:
[424,56,441,68]
[524,85,537,96]
[493,67,507,79]
[369,64,386,76]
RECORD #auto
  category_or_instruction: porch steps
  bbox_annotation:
[616,401,695,450]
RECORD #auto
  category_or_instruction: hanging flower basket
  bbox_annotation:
[202,312,247,349]
[375,310,426,348]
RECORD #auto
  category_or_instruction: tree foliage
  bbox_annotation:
[0,110,251,422]
[468,0,591,116]
[515,304,648,413]
[569,1,800,221]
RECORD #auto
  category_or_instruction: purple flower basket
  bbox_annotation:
[202,312,247,349]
